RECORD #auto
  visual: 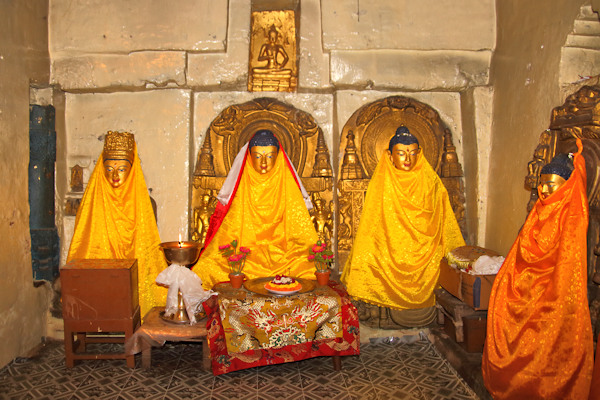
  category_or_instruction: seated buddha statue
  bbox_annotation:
[67,131,167,318]
[193,129,319,289]
[482,141,594,399]
[341,126,465,327]
[254,25,290,73]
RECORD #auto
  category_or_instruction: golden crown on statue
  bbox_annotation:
[103,131,135,164]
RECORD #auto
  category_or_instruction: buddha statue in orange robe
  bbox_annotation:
[341,126,465,326]
[67,131,167,318]
[482,140,594,399]
[193,130,318,289]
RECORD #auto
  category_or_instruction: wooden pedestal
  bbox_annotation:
[61,259,140,368]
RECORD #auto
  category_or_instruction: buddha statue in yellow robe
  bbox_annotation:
[341,126,465,326]
[193,130,319,289]
[67,131,167,317]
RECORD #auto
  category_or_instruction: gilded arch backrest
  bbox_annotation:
[337,96,467,268]
[191,97,333,247]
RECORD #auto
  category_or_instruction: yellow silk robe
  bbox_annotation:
[194,151,318,290]
[482,140,593,400]
[341,151,464,311]
[67,144,167,318]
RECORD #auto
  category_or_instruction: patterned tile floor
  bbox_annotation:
[0,336,479,400]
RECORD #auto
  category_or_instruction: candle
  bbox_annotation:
[178,233,183,248]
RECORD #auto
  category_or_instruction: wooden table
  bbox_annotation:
[125,307,210,371]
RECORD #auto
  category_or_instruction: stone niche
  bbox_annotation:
[190,97,334,249]
[336,95,467,329]
[337,95,467,270]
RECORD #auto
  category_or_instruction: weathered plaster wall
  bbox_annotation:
[0,1,51,367]
[485,0,588,254]
[49,0,497,266]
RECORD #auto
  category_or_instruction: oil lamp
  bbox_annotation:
[158,238,201,324]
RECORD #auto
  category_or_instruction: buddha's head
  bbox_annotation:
[387,126,420,171]
[102,131,135,188]
[268,25,278,44]
[249,129,280,174]
[539,153,573,199]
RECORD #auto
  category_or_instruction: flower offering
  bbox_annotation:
[308,240,333,272]
[219,240,251,275]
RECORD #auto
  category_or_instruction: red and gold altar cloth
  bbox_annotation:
[482,139,594,400]
[203,280,360,375]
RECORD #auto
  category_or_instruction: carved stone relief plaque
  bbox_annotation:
[248,10,297,93]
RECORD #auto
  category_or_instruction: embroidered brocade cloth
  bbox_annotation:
[204,280,360,375]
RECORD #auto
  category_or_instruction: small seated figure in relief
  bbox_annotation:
[483,142,595,400]
[70,165,84,192]
[67,131,167,317]
[341,126,465,327]
[193,129,318,289]
[256,25,289,71]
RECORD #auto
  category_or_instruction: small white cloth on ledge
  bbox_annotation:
[470,255,505,275]
[155,264,216,325]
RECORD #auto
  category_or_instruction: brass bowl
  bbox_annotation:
[159,241,201,267]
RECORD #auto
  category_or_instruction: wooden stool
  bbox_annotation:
[61,259,140,368]
[125,307,210,371]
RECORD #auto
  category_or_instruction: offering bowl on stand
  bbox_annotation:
[159,241,201,324]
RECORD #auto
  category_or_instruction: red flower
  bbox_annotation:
[219,244,231,250]
[239,247,251,253]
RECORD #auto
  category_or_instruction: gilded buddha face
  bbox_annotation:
[539,173,566,199]
[250,145,278,174]
[103,159,132,188]
[389,143,420,172]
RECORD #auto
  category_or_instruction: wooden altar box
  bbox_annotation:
[438,258,495,310]
[61,259,139,319]
[60,259,140,367]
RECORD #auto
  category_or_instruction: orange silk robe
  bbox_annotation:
[194,150,318,290]
[67,144,167,318]
[591,334,600,400]
[341,152,465,311]
[482,140,593,400]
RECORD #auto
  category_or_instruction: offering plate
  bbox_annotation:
[244,276,316,296]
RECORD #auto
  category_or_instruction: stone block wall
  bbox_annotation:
[49,0,497,262]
